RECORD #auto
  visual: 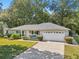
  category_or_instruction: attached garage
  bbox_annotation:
[38,23,70,42]
[41,31,68,42]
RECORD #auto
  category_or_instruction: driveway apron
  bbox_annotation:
[14,42,65,59]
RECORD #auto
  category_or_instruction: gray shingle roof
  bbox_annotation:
[10,23,70,30]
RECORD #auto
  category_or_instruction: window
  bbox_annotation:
[16,30,21,33]
[48,32,50,33]
[54,32,55,33]
[35,31,39,35]
[56,32,58,33]
[29,31,39,35]
[32,31,34,34]
[59,32,61,33]
[29,31,32,33]
[29,31,34,34]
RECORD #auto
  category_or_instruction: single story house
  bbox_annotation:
[4,23,70,41]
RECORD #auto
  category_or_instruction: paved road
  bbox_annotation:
[14,42,65,59]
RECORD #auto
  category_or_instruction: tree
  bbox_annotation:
[1,0,79,35]
[48,0,79,34]
[0,22,8,36]
[48,0,78,24]
[3,0,49,27]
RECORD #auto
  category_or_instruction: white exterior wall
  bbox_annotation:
[65,30,69,36]
[25,31,30,37]
[4,30,17,36]
[3,28,7,35]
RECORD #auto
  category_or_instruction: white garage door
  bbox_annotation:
[42,31,65,41]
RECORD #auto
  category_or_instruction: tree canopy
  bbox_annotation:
[0,0,79,34]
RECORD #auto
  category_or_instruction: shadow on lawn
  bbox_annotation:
[0,45,27,59]
[14,48,64,59]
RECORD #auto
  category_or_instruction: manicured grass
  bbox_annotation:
[0,38,37,59]
[75,37,79,44]
[64,45,79,59]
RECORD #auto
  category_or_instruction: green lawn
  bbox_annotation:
[64,45,79,59]
[75,37,79,44]
[0,38,37,59]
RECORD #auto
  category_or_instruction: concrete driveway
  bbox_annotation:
[14,42,65,59]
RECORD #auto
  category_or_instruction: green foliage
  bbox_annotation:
[0,38,37,59]
[65,45,79,59]
[0,38,36,59]
[22,36,30,40]
[65,37,73,44]
[0,38,37,47]
[0,45,27,59]
[1,0,49,28]
[0,0,79,35]
[37,35,43,41]
[0,22,7,36]
[10,33,21,39]
[75,36,79,44]
[6,33,12,37]
[49,0,79,34]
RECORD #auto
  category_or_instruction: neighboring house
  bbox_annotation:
[5,23,70,41]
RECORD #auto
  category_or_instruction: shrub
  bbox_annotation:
[0,34,4,37]
[75,36,79,44]
[10,34,21,39]
[22,36,30,40]
[37,35,43,41]
[6,34,12,37]
[65,37,73,44]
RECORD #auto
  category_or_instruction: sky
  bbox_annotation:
[0,0,12,9]
[0,0,77,11]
